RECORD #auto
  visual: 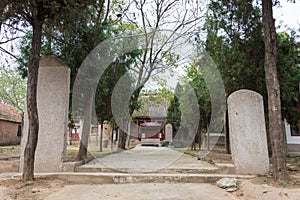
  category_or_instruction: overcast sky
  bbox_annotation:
[274,0,300,31]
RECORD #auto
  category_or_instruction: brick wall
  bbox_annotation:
[0,120,21,146]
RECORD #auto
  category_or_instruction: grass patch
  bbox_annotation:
[0,145,21,151]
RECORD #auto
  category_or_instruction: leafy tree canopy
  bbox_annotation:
[0,66,26,113]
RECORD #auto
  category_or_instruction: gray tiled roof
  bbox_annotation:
[0,103,22,123]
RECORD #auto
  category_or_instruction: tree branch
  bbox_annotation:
[0,36,22,44]
[0,47,18,60]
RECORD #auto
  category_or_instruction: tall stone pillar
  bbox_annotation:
[20,56,70,173]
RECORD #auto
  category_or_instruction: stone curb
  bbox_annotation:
[0,172,256,184]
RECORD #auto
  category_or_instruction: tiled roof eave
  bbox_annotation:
[0,117,22,123]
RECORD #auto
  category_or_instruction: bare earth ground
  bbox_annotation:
[0,145,299,200]
[0,146,20,174]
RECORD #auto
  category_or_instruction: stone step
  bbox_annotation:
[74,162,236,175]
[141,138,161,146]
[3,172,254,184]
[74,166,220,174]
[106,173,254,184]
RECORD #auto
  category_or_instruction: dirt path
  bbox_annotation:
[45,183,238,200]
[233,179,300,200]
[0,146,20,173]
[1,176,300,200]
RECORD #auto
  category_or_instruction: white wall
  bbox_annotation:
[285,120,300,145]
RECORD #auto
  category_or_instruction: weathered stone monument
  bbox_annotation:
[228,89,269,175]
[103,121,111,148]
[20,56,70,173]
[165,123,173,143]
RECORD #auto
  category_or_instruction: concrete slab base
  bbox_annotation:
[77,146,221,173]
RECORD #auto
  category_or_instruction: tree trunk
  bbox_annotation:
[77,118,90,161]
[127,122,131,148]
[100,121,103,152]
[262,0,287,181]
[206,124,210,151]
[118,130,127,150]
[197,120,202,150]
[190,139,196,151]
[225,110,230,154]
[118,129,127,150]
[77,97,93,160]
[22,17,43,182]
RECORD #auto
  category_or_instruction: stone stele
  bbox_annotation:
[227,89,269,175]
[165,123,173,143]
[20,56,70,173]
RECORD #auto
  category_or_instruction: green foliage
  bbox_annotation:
[278,180,287,187]
[96,50,141,123]
[179,84,200,138]
[167,0,300,139]
[264,177,270,183]
[95,61,127,123]
[16,31,55,78]
[184,63,211,130]
[202,0,299,125]
[141,79,174,108]
[204,0,265,96]
[161,141,170,147]
[277,32,300,125]
[16,5,142,124]
[0,67,26,113]
[167,83,183,134]
[293,180,300,185]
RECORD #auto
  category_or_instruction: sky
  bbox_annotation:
[273,0,300,31]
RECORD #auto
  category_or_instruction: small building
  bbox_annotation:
[285,121,300,153]
[0,103,22,145]
[133,116,166,141]
[284,103,300,153]
[132,94,169,145]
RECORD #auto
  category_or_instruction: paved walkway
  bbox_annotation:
[0,146,252,200]
[80,145,218,173]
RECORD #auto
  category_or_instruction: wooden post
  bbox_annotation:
[99,122,103,152]
[207,124,210,151]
